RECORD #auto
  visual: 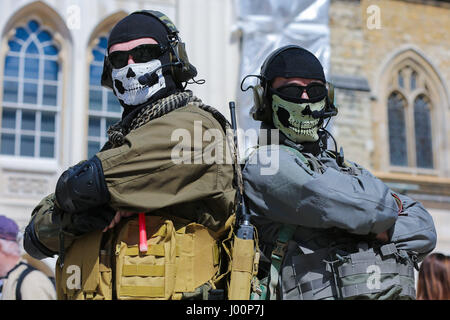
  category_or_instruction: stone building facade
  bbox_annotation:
[329,0,450,253]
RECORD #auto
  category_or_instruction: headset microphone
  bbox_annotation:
[302,102,338,119]
[138,62,181,86]
[138,73,159,87]
[311,108,338,119]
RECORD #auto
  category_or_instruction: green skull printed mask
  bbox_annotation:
[271,94,325,143]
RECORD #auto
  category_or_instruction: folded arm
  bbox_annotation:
[387,193,437,260]
[242,146,398,235]
[23,193,116,259]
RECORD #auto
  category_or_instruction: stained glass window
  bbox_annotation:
[0,20,60,158]
[388,65,435,170]
[388,92,408,166]
[397,71,404,88]
[414,95,433,168]
[410,71,417,90]
[87,36,121,158]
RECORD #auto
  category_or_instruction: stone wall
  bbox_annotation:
[329,0,450,254]
[329,0,450,174]
[332,88,373,168]
[329,0,373,168]
[329,0,365,76]
[361,0,450,91]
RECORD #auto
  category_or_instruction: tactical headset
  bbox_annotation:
[243,45,337,123]
[101,10,198,89]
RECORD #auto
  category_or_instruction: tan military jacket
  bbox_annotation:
[30,102,236,261]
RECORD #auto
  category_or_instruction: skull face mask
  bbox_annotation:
[271,94,326,143]
[111,59,166,106]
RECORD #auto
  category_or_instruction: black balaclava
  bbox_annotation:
[263,47,326,84]
[262,46,328,155]
[107,12,179,121]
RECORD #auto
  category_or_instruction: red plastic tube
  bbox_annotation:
[139,213,148,253]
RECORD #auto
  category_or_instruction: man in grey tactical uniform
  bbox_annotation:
[241,45,437,300]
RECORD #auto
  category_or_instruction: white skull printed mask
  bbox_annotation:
[271,94,326,143]
[111,59,166,106]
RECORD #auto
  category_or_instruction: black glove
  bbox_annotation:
[58,205,116,236]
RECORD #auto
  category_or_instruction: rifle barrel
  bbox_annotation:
[229,102,237,131]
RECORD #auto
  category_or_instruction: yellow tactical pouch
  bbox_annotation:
[55,230,112,300]
[54,214,228,300]
[114,215,222,300]
[115,216,176,300]
[227,228,259,300]
[174,223,220,294]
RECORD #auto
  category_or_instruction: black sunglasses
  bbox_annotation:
[107,44,168,69]
[272,82,327,103]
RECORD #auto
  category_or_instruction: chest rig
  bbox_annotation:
[55,214,233,300]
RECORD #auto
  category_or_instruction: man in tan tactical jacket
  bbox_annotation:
[23,10,236,300]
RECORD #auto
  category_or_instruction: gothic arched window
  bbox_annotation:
[1,20,60,158]
[388,92,408,166]
[87,36,121,158]
[387,65,434,169]
[414,94,433,169]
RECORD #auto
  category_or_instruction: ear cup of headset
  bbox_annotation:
[327,82,334,104]
[170,42,197,83]
[253,84,265,112]
[325,82,338,117]
[250,84,272,122]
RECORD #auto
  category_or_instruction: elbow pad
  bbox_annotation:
[55,156,110,214]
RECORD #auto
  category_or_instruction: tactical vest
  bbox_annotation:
[55,214,234,300]
[280,240,417,300]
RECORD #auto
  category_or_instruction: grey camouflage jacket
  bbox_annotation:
[242,143,437,263]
